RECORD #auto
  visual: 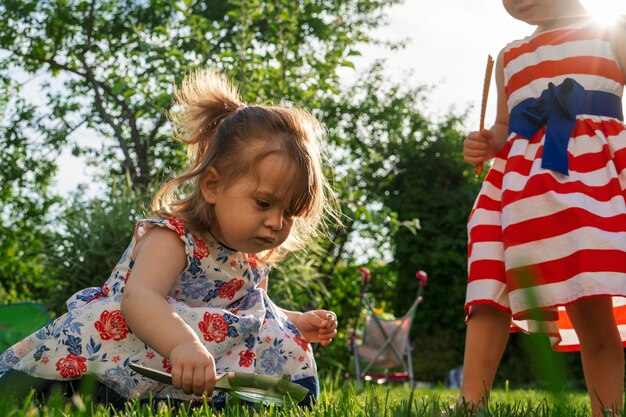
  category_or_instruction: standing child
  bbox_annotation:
[462,1,626,415]
[0,70,339,408]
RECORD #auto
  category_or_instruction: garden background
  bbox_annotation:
[2,0,623,395]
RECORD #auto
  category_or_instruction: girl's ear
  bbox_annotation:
[200,167,221,204]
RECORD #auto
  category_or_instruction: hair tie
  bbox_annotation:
[236,103,246,112]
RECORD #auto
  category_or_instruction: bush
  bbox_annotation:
[44,188,150,315]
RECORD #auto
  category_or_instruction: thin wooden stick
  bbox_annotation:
[474,55,495,176]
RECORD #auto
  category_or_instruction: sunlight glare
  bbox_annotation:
[580,0,626,25]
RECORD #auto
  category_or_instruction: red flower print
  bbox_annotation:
[218,278,244,300]
[162,358,172,373]
[112,355,121,363]
[146,351,155,359]
[198,313,229,343]
[56,354,87,378]
[264,336,271,344]
[239,350,255,367]
[124,269,131,284]
[102,284,109,296]
[246,254,258,268]
[168,216,186,237]
[193,236,210,259]
[294,335,310,352]
[298,355,305,363]
[41,356,49,365]
[94,310,129,341]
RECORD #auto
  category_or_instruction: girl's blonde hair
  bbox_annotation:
[153,70,334,262]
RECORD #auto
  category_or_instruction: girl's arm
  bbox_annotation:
[121,227,216,396]
[463,50,510,165]
[258,278,338,346]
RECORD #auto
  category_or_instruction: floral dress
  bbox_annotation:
[0,217,317,403]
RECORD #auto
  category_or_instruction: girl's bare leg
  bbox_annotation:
[459,304,511,408]
[565,296,624,416]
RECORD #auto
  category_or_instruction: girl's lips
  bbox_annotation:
[257,237,275,245]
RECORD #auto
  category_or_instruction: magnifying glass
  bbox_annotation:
[128,362,307,407]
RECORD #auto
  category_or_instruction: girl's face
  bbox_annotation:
[502,0,580,26]
[202,152,296,254]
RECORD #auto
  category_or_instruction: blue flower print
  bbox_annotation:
[259,343,287,375]
[64,334,83,356]
[73,287,105,304]
[284,321,301,336]
[180,271,212,299]
[188,257,202,275]
[0,348,18,375]
[104,365,138,397]
[33,344,50,361]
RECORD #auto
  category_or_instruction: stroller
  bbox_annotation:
[349,268,427,389]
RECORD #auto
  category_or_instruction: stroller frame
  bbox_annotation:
[350,268,427,389]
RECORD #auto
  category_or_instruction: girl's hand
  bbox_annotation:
[463,129,497,165]
[169,341,217,396]
[292,310,338,346]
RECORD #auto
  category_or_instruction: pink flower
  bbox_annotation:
[246,254,258,268]
[198,313,229,343]
[168,216,186,237]
[94,310,129,341]
[56,354,87,378]
[218,278,244,300]
[294,335,310,352]
[193,236,210,259]
[238,350,255,367]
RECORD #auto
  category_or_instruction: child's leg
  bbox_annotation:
[565,296,624,416]
[459,304,511,407]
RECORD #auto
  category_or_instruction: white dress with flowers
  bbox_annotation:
[0,217,317,403]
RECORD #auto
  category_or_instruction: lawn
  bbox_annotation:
[0,380,603,417]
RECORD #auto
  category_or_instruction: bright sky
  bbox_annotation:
[53,0,626,195]
[341,0,626,129]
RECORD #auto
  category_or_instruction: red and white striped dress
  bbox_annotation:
[465,21,626,351]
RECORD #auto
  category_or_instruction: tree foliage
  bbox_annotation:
[0,0,397,191]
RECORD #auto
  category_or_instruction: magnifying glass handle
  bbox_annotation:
[128,363,232,391]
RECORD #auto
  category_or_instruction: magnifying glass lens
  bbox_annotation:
[231,390,284,406]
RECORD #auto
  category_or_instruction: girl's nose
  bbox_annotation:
[264,209,283,230]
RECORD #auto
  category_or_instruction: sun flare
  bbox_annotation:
[580,0,626,26]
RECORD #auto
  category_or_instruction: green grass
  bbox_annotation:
[0,381,611,417]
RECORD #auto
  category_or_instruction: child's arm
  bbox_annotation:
[258,278,338,346]
[463,50,510,165]
[121,227,216,396]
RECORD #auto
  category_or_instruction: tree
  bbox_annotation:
[0,0,400,305]
[0,0,398,193]
[320,63,481,380]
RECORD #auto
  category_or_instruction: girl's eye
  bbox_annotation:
[255,199,270,209]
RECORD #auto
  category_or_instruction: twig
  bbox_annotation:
[474,55,494,177]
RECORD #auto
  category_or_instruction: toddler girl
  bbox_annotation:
[0,70,338,409]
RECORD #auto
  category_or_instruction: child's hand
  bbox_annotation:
[292,310,338,346]
[463,129,497,165]
[169,340,217,396]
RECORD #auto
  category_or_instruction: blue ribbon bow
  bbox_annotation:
[508,78,623,175]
